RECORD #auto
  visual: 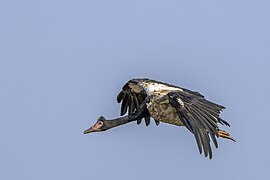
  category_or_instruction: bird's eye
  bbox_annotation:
[98,121,103,125]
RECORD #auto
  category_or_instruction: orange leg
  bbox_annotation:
[218,130,236,142]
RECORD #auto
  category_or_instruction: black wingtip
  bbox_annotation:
[117,91,124,103]
[145,117,150,126]
[218,117,230,127]
[120,93,128,115]
[137,118,142,125]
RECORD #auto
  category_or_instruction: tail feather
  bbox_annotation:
[218,130,236,142]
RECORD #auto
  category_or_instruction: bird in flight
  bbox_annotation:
[84,78,235,159]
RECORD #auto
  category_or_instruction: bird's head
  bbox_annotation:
[83,116,108,134]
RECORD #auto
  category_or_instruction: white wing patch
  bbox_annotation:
[140,82,183,95]
[177,98,184,106]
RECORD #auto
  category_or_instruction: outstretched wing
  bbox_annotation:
[168,91,229,159]
[116,80,159,126]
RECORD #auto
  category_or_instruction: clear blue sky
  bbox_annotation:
[1,0,269,179]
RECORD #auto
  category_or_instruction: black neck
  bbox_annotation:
[104,115,138,130]
[103,102,148,131]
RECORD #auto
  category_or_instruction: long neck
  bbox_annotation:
[104,115,137,130]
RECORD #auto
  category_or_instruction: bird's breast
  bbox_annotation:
[146,94,184,126]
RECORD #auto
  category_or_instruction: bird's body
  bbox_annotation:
[146,92,184,126]
[84,78,235,159]
[138,81,185,126]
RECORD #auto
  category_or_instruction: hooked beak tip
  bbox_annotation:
[83,127,94,134]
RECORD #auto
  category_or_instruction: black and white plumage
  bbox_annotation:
[84,78,235,159]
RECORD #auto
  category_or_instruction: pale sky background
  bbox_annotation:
[1,0,270,179]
